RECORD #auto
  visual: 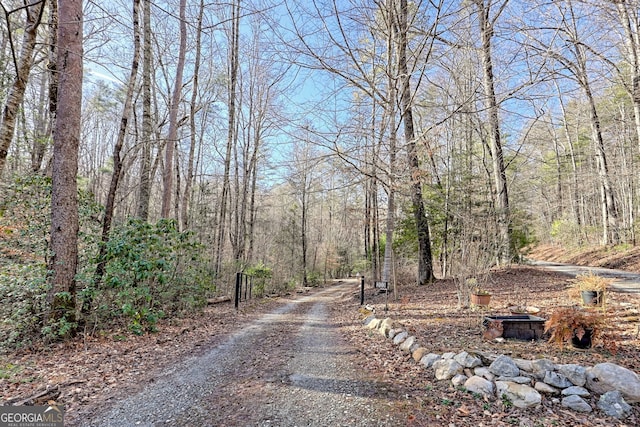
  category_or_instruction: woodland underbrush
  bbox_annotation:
[0,176,220,350]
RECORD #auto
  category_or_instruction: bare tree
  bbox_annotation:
[94,0,142,285]
[0,0,46,178]
[472,0,513,264]
[161,0,187,218]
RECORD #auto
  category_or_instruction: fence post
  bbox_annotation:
[235,272,241,309]
[360,275,365,306]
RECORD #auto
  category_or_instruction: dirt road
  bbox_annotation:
[76,281,399,426]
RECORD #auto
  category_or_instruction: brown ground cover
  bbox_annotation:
[332,263,640,425]
[2,245,640,426]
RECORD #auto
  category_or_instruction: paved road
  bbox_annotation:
[528,259,640,294]
[77,282,399,427]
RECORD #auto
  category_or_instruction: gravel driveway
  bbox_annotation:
[77,283,399,426]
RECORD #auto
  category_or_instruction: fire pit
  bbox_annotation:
[484,315,547,341]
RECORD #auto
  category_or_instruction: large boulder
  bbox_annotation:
[399,336,416,352]
[433,359,463,381]
[557,364,587,387]
[454,351,482,369]
[495,381,541,409]
[586,363,640,403]
[561,394,592,413]
[378,318,394,336]
[420,353,441,368]
[489,355,520,378]
[598,390,633,419]
[464,376,495,400]
[392,331,409,345]
[544,371,573,389]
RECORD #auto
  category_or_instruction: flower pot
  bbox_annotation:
[471,293,491,306]
[581,290,603,306]
[571,327,593,349]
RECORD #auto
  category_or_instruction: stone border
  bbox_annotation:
[364,315,638,419]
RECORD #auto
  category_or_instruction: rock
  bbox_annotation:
[420,353,441,369]
[388,328,400,339]
[433,359,463,381]
[399,336,416,352]
[451,374,467,387]
[597,390,632,419]
[464,376,495,400]
[463,368,474,378]
[495,381,541,408]
[454,351,482,368]
[392,331,408,345]
[544,371,573,389]
[561,394,592,413]
[530,359,555,380]
[496,376,531,385]
[441,352,456,360]
[363,315,376,326]
[534,381,559,395]
[474,367,495,381]
[409,343,421,353]
[561,386,590,397]
[586,363,640,403]
[367,318,381,329]
[489,355,520,378]
[557,364,587,387]
[378,318,394,336]
[514,358,533,372]
[412,347,428,362]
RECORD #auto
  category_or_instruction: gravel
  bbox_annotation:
[76,283,399,426]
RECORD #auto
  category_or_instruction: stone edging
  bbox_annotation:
[363,315,639,420]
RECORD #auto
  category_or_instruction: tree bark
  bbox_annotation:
[48,0,83,332]
[161,0,187,218]
[137,0,153,220]
[215,0,241,272]
[396,0,434,284]
[475,0,512,264]
[0,0,45,178]
[182,0,205,231]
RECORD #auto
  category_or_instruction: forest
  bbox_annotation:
[1,0,639,347]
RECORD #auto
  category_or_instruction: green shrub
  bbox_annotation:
[246,263,272,297]
[84,218,216,333]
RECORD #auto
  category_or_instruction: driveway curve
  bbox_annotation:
[529,259,640,293]
[77,281,399,427]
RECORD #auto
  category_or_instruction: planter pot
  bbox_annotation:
[571,327,593,349]
[471,293,491,306]
[581,290,603,306]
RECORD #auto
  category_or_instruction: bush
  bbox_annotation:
[245,263,272,297]
[84,219,216,334]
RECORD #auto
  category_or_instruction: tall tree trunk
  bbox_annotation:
[93,0,141,287]
[214,0,240,272]
[137,0,153,220]
[0,0,45,178]
[48,0,83,333]
[475,0,512,264]
[396,0,434,284]
[382,0,396,284]
[31,68,50,172]
[161,0,187,218]
[182,0,205,230]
